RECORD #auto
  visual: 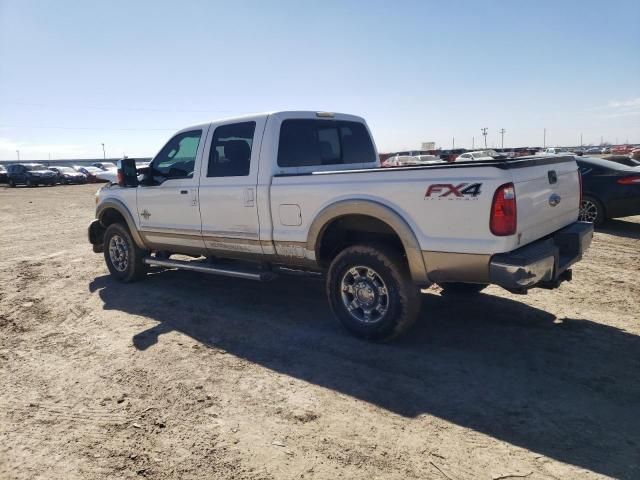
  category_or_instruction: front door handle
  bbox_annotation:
[180,190,188,194]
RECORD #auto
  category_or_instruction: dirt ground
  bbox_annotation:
[0,183,638,480]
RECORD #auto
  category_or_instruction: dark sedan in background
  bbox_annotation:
[49,166,87,184]
[577,156,640,225]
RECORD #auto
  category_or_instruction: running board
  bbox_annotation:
[143,258,276,281]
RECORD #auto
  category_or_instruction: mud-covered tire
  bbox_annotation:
[326,244,420,342]
[103,223,148,282]
[438,282,487,295]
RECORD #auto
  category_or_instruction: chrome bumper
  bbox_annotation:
[489,222,593,291]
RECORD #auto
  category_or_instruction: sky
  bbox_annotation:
[0,0,639,161]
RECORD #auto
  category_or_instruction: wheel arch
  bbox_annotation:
[96,199,147,249]
[307,199,428,286]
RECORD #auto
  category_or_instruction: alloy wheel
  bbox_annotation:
[340,266,389,324]
[579,199,599,223]
[108,234,129,272]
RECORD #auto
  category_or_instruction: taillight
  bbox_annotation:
[578,171,583,203]
[617,176,640,185]
[117,169,124,186]
[490,183,517,236]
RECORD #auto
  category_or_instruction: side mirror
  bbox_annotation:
[117,158,139,187]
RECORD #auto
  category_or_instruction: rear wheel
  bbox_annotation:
[579,195,605,226]
[103,223,148,282]
[26,179,34,187]
[438,282,487,295]
[8,179,15,188]
[326,244,420,341]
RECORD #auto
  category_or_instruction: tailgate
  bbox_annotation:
[510,156,580,247]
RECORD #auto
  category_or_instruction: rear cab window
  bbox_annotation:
[277,119,376,172]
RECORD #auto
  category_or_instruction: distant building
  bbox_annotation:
[421,142,436,150]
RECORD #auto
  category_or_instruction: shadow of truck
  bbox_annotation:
[90,270,640,480]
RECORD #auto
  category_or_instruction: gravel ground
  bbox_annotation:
[0,183,638,480]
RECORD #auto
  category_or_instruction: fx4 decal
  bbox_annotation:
[425,183,482,200]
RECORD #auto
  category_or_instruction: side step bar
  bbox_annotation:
[143,258,277,281]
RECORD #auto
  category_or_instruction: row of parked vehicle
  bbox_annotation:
[0,162,118,187]
[381,150,640,226]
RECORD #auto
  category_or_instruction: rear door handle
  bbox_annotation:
[180,190,188,194]
[244,187,255,207]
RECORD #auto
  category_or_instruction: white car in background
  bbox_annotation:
[538,147,574,156]
[382,154,443,167]
[457,150,499,161]
[91,161,119,183]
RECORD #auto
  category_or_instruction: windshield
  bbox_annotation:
[100,162,117,169]
[56,167,76,173]
[26,164,47,171]
[580,156,640,171]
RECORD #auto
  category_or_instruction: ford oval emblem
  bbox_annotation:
[549,194,561,207]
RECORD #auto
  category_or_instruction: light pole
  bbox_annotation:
[543,128,546,148]
[481,128,488,149]
[499,128,506,149]
[472,136,475,149]
[16,150,20,161]
[101,143,106,160]
[452,137,455,149]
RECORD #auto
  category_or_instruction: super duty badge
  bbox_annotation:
[425,183,482,200]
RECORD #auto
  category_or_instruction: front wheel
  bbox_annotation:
[103,223,149,282]
[8,179,15,188]
[579,195,605,226]
[326,245,420,341]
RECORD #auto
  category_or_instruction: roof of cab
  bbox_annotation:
[176,111,367,134]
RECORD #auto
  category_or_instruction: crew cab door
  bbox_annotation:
[136,127,208,250]
[198,119,265,256]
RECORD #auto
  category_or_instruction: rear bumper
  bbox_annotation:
[489,221,593,291]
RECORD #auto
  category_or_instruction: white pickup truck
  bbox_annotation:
[88,111,592,341]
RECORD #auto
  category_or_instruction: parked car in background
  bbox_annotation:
[456,150,501,161]
[382,154,443,167]
[49,166,88,184]
[95,169,118,183]
[539,147,574,156]
[612,145,634,155]
[632,149,640,161]
[576,156,640,225]
[0,165,7,183]
[585,147,601,154]
[7,163,57,187]
[602,155,640,168]
[601,147,611,154]
[92,161,118,171]
[74,166,106,183]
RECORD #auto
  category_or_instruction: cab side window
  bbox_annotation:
[150,130,202,180]
[207,122,256,177]
[277,120,377,168]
